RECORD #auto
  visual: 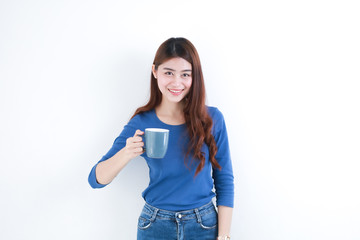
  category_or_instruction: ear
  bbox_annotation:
[152,65,157,79]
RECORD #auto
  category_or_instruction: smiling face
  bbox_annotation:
[153,57,192,104]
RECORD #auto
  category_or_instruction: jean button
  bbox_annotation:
[178,214,182,218]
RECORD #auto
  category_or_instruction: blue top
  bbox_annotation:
[88,106,234,211]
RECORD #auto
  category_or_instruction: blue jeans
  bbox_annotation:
[137,201,218,240]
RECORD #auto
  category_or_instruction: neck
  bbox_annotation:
[156,99,184,116]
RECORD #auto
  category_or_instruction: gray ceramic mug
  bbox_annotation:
[144,128,169,158]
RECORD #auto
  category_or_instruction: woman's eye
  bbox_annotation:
[165,72,173,76]
[182,73,191,77]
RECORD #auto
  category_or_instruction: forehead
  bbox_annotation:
[159,57,192,70]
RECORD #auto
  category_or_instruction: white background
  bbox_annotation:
[1,0,359,239]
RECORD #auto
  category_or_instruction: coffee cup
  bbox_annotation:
[144,128,169,158]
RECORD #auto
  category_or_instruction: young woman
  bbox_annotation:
[88,37,234,240]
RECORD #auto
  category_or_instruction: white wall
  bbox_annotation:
[1,0,359,239]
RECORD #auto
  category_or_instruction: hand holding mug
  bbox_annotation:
[124,129,145,159]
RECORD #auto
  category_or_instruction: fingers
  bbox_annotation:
[126,137,144,146]
[127,130,144,144]
[125,130,145,157]
[132,129,144,143]
[133,147,144,153]
[134,129,144,137]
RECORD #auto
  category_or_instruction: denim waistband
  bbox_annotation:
[142,201,216,221]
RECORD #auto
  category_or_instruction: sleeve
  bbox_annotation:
[88,117,140,189]
[212,108,235,208]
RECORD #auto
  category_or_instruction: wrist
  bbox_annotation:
[118,148,133,162]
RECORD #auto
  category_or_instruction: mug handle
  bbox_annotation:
[141,131,146,153]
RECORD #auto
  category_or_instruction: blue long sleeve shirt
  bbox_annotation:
[88,106,234,211]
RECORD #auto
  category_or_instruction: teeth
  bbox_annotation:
[169,89,182,93]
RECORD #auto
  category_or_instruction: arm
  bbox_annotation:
[217,205,233,239]
[211,108,235,239]
[89,129,144,187]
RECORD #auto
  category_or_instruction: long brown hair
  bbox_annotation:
[132,37,221,175]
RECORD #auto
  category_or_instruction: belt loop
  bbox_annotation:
[194,208,201,223]
[150,208,159,222]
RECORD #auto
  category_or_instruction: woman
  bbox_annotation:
[88,37,234,240]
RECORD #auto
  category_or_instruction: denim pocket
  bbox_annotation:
[138,216,152,230]
[199,210,218,229]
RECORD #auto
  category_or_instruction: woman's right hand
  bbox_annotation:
[95,129,145,185]
[123,129,145,160]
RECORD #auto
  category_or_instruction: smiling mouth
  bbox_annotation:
[168,89,184,96]
[169,89,183,93]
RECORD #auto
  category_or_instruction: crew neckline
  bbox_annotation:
[151,109,186,128]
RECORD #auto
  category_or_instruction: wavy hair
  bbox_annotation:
[132,37,221,175]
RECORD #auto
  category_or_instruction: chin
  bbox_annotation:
[165,96,185,103]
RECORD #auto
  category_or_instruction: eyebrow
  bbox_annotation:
[163,67,192,72]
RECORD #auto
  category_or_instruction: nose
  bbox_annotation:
[172,75,182,86]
